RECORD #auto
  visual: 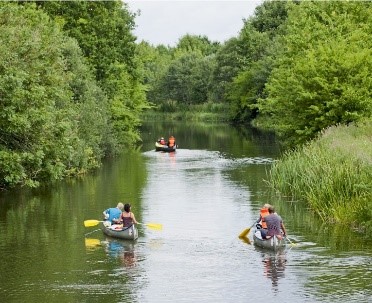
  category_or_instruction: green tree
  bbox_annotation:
[226,0,289,123]
[0,3,106,187]
[175,34,220,57]
[160,52,212,105]
[209,37,242,103]
[36,0,149,150]
[258,1,372,145]
[135,42,173,105]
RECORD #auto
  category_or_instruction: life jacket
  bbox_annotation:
[168,137,175,147]
[260,207,269,229]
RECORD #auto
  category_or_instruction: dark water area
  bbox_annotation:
[0,121,371,303]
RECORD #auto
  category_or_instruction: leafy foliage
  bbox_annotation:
[226,0,289,123]
[0,4,86,187]
[36,0,149,150]
[137,34,220,107]
[258,1,372,145]
[0,2,147,188]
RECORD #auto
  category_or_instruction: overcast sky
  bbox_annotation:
[126,0,263,46]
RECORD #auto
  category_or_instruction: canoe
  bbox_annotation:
[253,229,286,250]
[155,141,176,152]
[101,224,138,240]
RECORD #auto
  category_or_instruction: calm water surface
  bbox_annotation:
[0,121,371,303]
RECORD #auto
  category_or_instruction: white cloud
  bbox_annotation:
[126,1,263,46]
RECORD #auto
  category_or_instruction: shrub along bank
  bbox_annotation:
[268,119,372,233]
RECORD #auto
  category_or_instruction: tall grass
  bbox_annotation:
[142,102,230,122]
[268,120,372,232]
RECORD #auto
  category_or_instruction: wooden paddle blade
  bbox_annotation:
[144,223,163,230]
[84,219,101,227]
[239,228,251,238]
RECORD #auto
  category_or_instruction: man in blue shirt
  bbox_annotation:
[103,202,124,224]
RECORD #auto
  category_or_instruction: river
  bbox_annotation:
[0,121,371,303]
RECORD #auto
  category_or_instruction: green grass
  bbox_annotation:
[142,102,230,122]
[268,119,372,233]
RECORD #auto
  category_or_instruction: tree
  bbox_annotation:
[135,41,173,104]
[175,34,220,57]
[36,0,149,150]
[226,0,289,123]
[160,52,212,105]
[0,3,107,187]
[209,37,242,103]
[258,1,372,145]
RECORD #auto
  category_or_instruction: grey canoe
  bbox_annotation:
[253,230,286,250]
[101,225,138,240]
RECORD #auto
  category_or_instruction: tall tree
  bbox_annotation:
[135,41,173,104]
[226,0,289,123]
[37,1,149,150]
[209,37,242,103]
[258,1,372,145]
[160,52,212,105]
[0,3,108,187]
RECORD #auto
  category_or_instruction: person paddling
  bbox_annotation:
[103,202,124,225]
[262,206,287,240]
[167,135,176,148]
[256,203,271,239]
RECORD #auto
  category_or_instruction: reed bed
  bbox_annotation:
[268,120,372,232]
[142,102,229,122]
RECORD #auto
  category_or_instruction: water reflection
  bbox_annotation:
[256,247,287,292]
[84,237,101,250]
[102,238,137,268]
[84,236,138,268]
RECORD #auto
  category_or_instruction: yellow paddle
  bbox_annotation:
[285,236,297,246]
[239,222,255,238]
[138,222,163,231]
[84,219,125,228]
[239,236,252,245]
[84,219,104,227]
[83,219,162,231]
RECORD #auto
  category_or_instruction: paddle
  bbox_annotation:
[84,219,104,227]
[239,222,256,238]
[239,235,252,245]
[138,222,163,231]
[83,219,162,231]
[285,236,297,246]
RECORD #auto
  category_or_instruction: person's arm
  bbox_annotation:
[280,222,287,236]
[103,209,109,220]
[256,215,262,224]
[113,213,122,224]
[131,213,138,224]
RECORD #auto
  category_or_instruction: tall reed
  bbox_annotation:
[268,120,372,232]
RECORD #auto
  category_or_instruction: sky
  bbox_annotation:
[125,0,263,46]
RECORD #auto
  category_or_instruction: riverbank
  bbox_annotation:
[268,119,372,234]
[142,102,229,122]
